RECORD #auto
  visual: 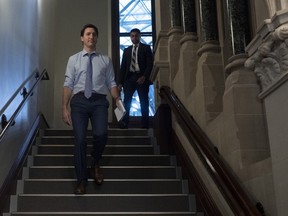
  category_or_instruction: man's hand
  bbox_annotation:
[62,87,72,126]
[62,108,72,126]
[117,84,123,92]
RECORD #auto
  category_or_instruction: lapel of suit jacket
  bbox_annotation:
[137,43,143,53]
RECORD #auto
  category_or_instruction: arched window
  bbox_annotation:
[112,0,156,118]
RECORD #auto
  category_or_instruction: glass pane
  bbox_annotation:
[119,0,155,117]
[119,0,152,33]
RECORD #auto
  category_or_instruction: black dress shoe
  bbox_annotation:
[74,181,86,195]
[91,165,104,185]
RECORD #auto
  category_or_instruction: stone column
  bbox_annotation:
[168,0,183,84]
[199,0,218,42]
[172,0,198,100]
[170,0,181,27]
[181,0,196,33]
[221,0,269,175]
[223,0,251,68]
[197,0,221,54]
[193,0,223,126]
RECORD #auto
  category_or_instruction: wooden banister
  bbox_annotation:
[159,85,262,216]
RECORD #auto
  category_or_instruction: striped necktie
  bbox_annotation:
[84,53,94,98]
[130,44,138,72]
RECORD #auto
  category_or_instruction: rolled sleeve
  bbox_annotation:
[63,57,75,90]
[106,57,117,90]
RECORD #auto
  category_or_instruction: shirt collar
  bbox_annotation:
[82,50,97,57]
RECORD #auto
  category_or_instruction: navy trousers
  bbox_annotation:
[70,93,109,183]
[122,73,149,128]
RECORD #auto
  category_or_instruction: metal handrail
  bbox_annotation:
[0,69,37,116]
[0,69,49,143]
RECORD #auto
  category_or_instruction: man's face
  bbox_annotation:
[130,32,140,45]
[81,27,97,49]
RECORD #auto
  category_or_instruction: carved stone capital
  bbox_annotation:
[245,23,288,95]
[274,23,288,40]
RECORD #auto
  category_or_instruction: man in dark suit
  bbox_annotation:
[118,28,154,129]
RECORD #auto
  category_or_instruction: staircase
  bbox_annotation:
[4,128,203,215]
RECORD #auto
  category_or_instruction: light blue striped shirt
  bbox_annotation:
[63,50,117,95]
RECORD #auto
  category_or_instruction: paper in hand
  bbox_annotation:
[114,100,126,121]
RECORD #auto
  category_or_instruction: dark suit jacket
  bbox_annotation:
[119,42,153,85]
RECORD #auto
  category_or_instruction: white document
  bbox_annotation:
[114,100,126,122]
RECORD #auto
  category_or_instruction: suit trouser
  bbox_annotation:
[123,73,149,128]
[70,93,109,183]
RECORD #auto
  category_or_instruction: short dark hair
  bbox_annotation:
[130,28,141,34]
[80,24,99,37]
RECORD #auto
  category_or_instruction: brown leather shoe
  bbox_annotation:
[91,165,104,185]
[74,181,86,195]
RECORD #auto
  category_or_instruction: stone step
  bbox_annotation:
[44,129,150,137]
[6,212,200,216]
[37,144,154,155]
[21,179,187,194]
[12,194,196,212]
[31,155,174,166]
[26,166,180,179]
[41,136,152,145]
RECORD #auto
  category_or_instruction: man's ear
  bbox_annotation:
[80,36,84,42]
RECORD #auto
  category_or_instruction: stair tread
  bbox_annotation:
[23,179,181,181]
[44,128,151,136]
[8,212,198,215]
[42,136,151,138]
[15,194,194,212]
[37,144,152,147]
[33,154,168,157]
[21,178,186,194]
[18,194,191,196]
[40,137,152,145]
[5,128,201,215]
[36,145,155,155]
